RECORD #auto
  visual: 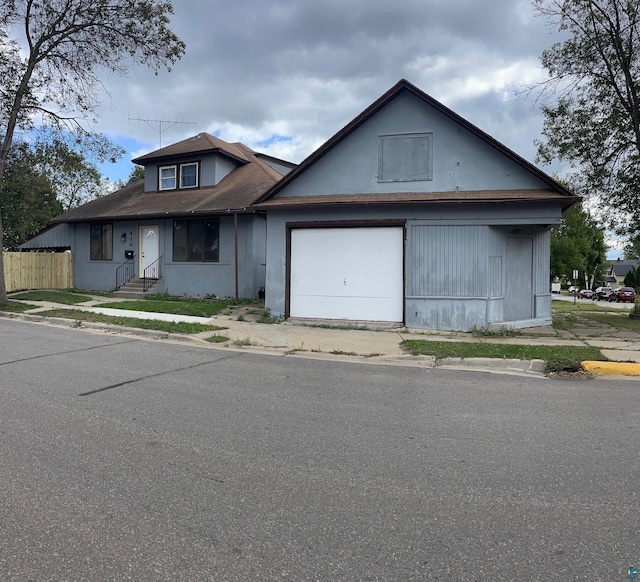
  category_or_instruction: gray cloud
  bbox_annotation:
[94,0,561,176]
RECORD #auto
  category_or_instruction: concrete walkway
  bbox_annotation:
[7,294,640,378]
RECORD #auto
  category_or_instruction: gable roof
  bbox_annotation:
[133,132,250,165]
[256,79,578,210]
[51,142,287,224]
[607,260,638,279]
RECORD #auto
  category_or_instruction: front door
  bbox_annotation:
[139,226,160,278]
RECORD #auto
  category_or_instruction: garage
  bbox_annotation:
[289,226,404,322]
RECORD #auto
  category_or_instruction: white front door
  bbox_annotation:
[139,226,160,278]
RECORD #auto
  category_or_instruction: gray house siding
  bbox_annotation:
[260,80,570,331]
[275,91,550,198]
[405,224,552,330]
[68,215,263,297]
[264,204,557,331]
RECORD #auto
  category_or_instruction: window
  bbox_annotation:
[173,218,219,262]
[159,162,199,190]
[159,165,176,190]
[180,162,198,188]
[378,133,433,182]
[90,224,113,261]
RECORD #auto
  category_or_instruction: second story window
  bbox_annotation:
[160,165,177,190]
[159,162,199,191]
[180,162,198,188]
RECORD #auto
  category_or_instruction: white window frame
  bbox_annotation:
[159,165,177,190]
[180,162,199,189]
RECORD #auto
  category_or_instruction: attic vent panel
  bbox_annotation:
[378,133,433,182]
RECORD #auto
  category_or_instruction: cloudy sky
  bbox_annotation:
[92,0,565,184]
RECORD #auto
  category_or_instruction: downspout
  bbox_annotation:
[234,212,239,299]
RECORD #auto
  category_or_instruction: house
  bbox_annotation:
[256,79,579,332]
[21,133,296,298]
[605,259,639,288]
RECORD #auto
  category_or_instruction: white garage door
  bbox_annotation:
[290,227,404,322]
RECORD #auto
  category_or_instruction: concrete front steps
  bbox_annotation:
[114,278,161,299]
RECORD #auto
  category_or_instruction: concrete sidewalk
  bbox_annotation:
[8,294,640,378]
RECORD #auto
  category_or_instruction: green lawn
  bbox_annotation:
[0,301,38,313]
[37,309,227,334]
[98,298,234,317]
[552,300,631,313]
[9,290,93,304]
[400,339,606,373]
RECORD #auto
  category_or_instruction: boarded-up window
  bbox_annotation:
[378,133,433,182]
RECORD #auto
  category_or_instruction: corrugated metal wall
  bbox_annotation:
[407,225,488,297]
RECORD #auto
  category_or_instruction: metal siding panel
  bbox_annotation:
[408,225,487,297]
[534,229,551,294]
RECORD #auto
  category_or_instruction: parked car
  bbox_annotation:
[568,286,580,294]
[579,289,594,299]
[610,286,636,303]
[593,286,613,301]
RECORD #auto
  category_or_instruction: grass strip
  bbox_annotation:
[98,299,231,317]
[205,335,230,343]
[552,301,630,313]
[401,339,606,373]
[38,309,227,334]
[10,290,92,304]
[0,301,38,313]
[575,311,640,331]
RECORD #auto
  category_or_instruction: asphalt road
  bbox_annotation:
[1,318,639,581]
[553,293,634,309]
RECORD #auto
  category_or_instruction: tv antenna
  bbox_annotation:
[128,114,197,148]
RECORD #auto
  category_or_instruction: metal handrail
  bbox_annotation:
[115,258,136,290]
[143,255,163,292]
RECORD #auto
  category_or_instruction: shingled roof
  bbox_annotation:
[132,132,251,165]
[51,140,287,224]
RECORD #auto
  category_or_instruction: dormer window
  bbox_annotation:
[159,165,177,190]
[180,162,198,188]
[159,162,199,191]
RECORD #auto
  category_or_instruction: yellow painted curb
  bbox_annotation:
[582,361,640,376]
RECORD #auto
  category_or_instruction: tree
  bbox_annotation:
[0,1,185,303]
[533,0,640,238]
[550,203,607,288]
[31,136,124,211]
[113,164,146,190]
[623,268,639,288]
[0,143,63,250]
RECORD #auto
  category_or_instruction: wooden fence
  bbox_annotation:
[3,252,73,292]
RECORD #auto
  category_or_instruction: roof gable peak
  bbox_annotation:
[132,132,250,165]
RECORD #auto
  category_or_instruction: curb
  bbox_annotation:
[435,357,546,376]
[582,361,640,376]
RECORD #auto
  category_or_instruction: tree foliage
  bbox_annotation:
[0,0,185,301]
[550,203,607,288]
[0,143,63,250]
[623,267,639,288]
[113,164,146,190]
[31,135,123,210]
[533,0,640,236]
